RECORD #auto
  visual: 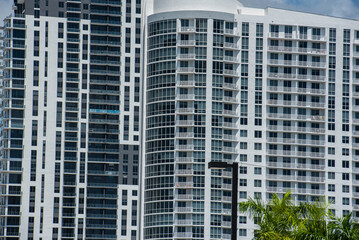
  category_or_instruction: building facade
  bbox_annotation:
[0,0,141,239]
[3,0,359,239]
[142,0,359,239]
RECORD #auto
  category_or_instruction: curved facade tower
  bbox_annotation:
[143,0,359,239]
[144,0,241,239]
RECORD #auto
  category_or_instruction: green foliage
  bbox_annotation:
[239,191,359,240]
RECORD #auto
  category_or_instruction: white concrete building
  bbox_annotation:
[0,0,141,239]
[142,0,359,239]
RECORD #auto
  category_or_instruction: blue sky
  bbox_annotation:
[240,0,359,19]
[0,0,12,23]
[0,0,358,24]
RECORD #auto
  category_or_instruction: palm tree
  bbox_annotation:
[327,213,359,240]
[294,201,329,240]
[240,191,359,240]
[239,191,297,240]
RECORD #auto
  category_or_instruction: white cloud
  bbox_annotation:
[239,0,359,19]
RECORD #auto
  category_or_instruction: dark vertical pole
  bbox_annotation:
[232,162,238,240]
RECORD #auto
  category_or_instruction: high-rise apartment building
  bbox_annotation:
[0,0,141,239]
[142,0,359,239]
[3,0,359,239]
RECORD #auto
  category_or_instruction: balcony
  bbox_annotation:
[222,221,231,227]
[222,110,237,116]
[67,58,80,63]
[90,69,120,75]
[177,54,195,60]
[267,113,325,122]
[176,94,195,101]
[176,145,194,151]
[224,29,237,35]
[299,73,325,81]
[296,151,325,158]
[86,224,117,229]
[91,50,121,55]
[353,52,359,58]
[298,48,326,55]
[222,122,237,129]
[267,162,295,168]
[267,187,325,195]
[296,127,325,133]
[222,234,231,239]
[222,147,237,153]
[268,32,296,39]
[223,56,238,63]
[296,139,325,146]
[87,148,120,153]
[178,40,195,47]
[88,138,119,143]
[175,169,193,175]
[86,203,118,208]
[85,234,117,239]
[223,69,238,76]
[267,175,296,181]
[223,42,238,49]
[91,19,121,25]
[223,96,237,103]
[179,26,196,33]
[67,48,80,53]
[175,182,193,188]
[266,150,297,157]
[91,0,122,5]
[176,108,194,114]
[174,207,193,213]
[86,214,117,219]
[268,59,297,66]
[298,61,326,68]
[268,100,324,108]
[223,134,236,141]
[177,67,195,73]
[311,35,325,41]
[176,80,195,87]
[91,40,121,46]
[173,232,192,238]
[176,120,194,126]
[268,73,296,79]
[222,184,232,190]
[87,170,118,175]
[296,101,325,108]
[296,88,326,94]
[64,181,77,186]
[176,194,193,200]
[267,113,294,120]
[354,65,359,71]
[174,219,193,225]
[267,100,295,106]
[223,82,239,90]
[87,194,117,199]
[176,132,194,138]
[268,46,297,52]
[67,7,81,12]
[176,157,193,163]
[90,9,121,15]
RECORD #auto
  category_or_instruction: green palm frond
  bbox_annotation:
[239,191,359,240]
